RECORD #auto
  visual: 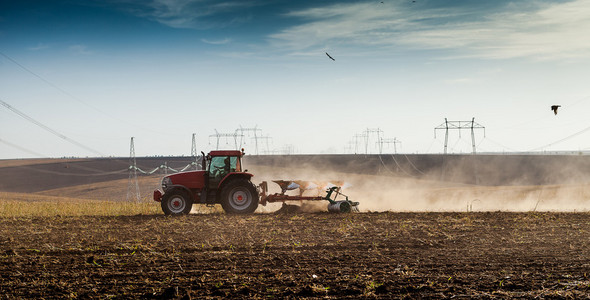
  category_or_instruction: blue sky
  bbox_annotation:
[1,0,590,158]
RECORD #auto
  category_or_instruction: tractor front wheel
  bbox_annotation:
[161,190,193,216]
[220,179,259,214]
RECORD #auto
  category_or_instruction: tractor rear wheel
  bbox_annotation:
[161,190,193,216]
[220,179,259,214]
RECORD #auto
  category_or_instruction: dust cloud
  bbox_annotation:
[248,163,590,213]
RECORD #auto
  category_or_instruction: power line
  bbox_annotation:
[363,128,382,154]
[209,129,243,150]
[528,123,590,151]
[0,138,46,157]
[0,50,108,115]
[0,98,104,156]
[377,137,401,154]
[257,135,272,155]
[434,118,485,154]
[238,125,262,154]
[126,137,140,202]
[0,50,175,136]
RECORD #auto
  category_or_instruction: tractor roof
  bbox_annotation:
[209,150,243,157]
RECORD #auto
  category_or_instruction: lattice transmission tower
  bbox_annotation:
[351,133,366,154]
[256,135,272,155]
[209,129,244,150]
[377,137,401,154]
[434,118,485,154]
[191,133,197,157]
[190,133,201,170]
[126,137,140,202]
[238,125,262,154]
[364,128,383,154]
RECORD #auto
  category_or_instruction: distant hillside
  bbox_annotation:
[2,154,590,194]
[245,154,590,186]
[0,157,194,193]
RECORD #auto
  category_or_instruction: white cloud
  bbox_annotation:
[269,2,411,51]
[201,38,231,45]
[400,1,590,61]
[120,0,259,29]
[27,43,50,51]
[269,0,590,62]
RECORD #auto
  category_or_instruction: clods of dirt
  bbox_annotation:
[2,212,590,298]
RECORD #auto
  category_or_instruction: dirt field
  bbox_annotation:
[2,212,590,299]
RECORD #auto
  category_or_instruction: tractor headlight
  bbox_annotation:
[161,177,172,190]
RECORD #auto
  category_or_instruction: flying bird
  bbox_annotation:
[551,105,561,115]
[325,52,335,61]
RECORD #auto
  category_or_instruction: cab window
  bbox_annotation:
[209,156,239,178]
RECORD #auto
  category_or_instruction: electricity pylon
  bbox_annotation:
[209,129,244,150]
[126,137,140,202]
[434,117,485,154]
[238,125,262,154]
[190,133,200,170]
[377,137,401,154]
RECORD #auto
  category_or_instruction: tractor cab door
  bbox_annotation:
[207,156,239,188]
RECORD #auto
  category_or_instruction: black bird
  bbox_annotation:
[551,105,561,115]
[325,52,335,61]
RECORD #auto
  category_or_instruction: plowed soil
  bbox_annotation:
[1,212,590,299]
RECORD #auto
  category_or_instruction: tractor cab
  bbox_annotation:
[205,150,243,188]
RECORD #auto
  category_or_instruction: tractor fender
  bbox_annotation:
[164,185,195,200]
[219,172,254,185]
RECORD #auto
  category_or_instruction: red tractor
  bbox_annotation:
[153,150,258,215]
[154,149,359,215]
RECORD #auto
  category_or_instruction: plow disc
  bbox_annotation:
[258,180,359,213]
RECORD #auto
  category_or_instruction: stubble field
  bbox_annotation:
[2,159,590,298]
[2,211,590,299]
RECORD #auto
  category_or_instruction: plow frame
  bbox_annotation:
[258,181,359,212]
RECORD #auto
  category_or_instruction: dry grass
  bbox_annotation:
[0,191,160,217]
[0,201,161,217]
[38,176,162,202]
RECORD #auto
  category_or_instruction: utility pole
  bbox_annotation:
[126,137,140,202]
[364,128,383,154]
[434,118,485,154]
[377,137,401,154]
[209,129,244,150]
[190,133,200,170]
[434,118,485,184]
[256,135,272,155]
[238,125,262,154]
[191,133,197,157]
[353,133,365,154]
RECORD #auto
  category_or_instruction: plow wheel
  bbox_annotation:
[161,190,193,216]
[220,179,259,214]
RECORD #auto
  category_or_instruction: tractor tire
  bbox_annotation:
[161,190,193,216]
[220,179,259,214]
